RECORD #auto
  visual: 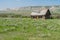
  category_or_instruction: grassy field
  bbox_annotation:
[0,18,60,40]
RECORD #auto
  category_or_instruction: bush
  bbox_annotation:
[22,16,30,18]
[52,15,60,19]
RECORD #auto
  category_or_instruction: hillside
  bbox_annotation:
[0,6,60,16]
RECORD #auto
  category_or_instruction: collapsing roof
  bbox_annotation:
[31,9,52,19]
[31,9,49,16]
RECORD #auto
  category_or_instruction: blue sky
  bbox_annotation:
[0,0,60,9]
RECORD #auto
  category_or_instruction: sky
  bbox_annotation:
[0,0,60,9]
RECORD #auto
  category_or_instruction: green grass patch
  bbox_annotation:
[0,18,60,40]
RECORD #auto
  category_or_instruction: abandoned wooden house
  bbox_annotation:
[31,9,52,19]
